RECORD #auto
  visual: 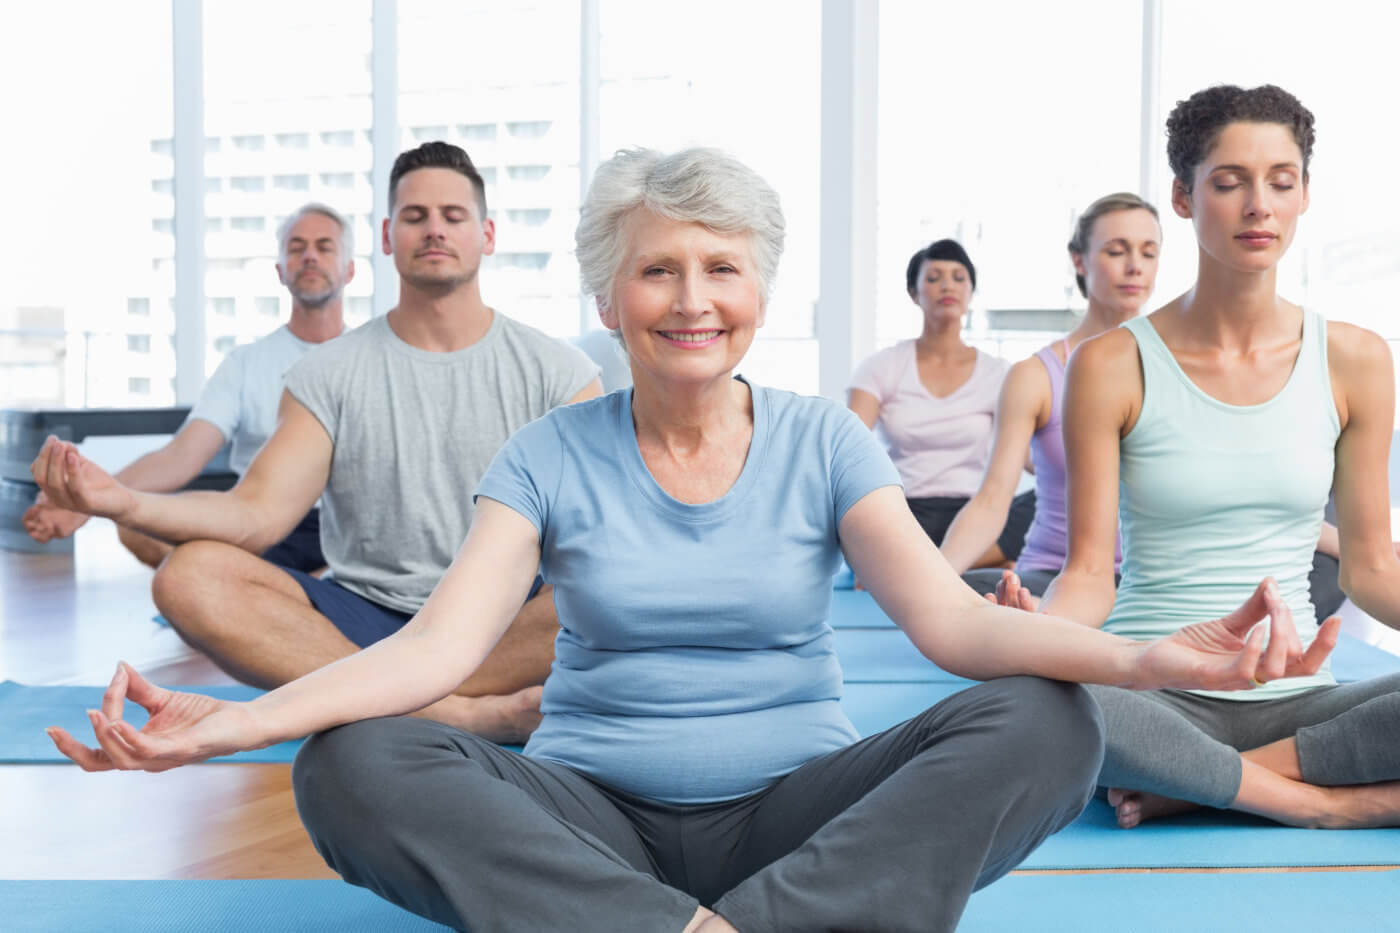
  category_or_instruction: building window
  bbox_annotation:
[205,136,221,153]
[458,123,496,141]
[209,298,236,317]
[506,165,550,182]
[127,298,151,317]
[319,172,355,189]
[205,217,224,232]
[321,130,355,147]
[128,377,151,394]
[255,297,281,317]
[347,296,372,320]
[213,336,237,353]
[150,138,173,155]
[232,134,265,151]
[152,218,174,234]
[273,174,311,191]
[479,166,498,185]
[275,132,311,149]
[205,177,223,193]
[506,120,551,139]
[127,334,151,353]
[231,176,266,193]
[412,125,449,141]
[506,209,551,227]
[496,252,550,270]
[151,178,174,194]
[231,216,265,232]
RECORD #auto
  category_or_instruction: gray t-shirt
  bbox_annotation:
[284,312,599,612]
[186,325,321,476]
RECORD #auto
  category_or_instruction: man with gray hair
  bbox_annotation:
[22,202,354,572]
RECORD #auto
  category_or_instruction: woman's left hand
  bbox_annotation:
[1131,578,1339,691]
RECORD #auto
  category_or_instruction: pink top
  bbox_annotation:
[849,341,1009,498]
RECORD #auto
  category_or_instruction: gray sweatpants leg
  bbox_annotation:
[292,718,698,932]
[713,677,1104,932]
[1087,673,1400,808]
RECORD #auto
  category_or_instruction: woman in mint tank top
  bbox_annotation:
[1015,84,1400,831]
[44,149,1328,933]
[945,194,1161,593]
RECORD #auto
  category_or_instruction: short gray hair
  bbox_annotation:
[575,148,785,311]
[276,202,354,264]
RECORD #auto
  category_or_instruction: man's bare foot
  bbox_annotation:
[683,907,714,933]
[1106,787,1200,828]
[415,686,543,743]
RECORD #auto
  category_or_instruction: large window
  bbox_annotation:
[876,1,1141,363]
[598,0,822,394]
[399,0,581,338]
[200,0,375,376]
[0,3,171,407]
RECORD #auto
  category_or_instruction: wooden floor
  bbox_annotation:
[1,521,334,880]
[3,521,1393,889]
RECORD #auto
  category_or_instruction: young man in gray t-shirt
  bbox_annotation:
[30,143,600,742]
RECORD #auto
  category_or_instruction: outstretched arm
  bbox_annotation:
[31,391,329,554]
[22,419,226,543]
[48,497,542,771]
[1329,323,1400,626]
[842,484,1335,690]
[941,357,1048,573]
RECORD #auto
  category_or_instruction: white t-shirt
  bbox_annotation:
[185,325,324,476]
[848,340,1009,498]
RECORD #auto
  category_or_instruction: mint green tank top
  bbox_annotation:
[1106,312,1341,700]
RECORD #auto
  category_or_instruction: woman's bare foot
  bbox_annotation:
[415,686,544,743]
[1106,787,1200,828]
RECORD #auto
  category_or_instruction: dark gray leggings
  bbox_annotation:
[1086,673,1400,808]
[293,678,1103,932]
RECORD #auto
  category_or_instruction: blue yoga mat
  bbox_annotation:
[0,880,448,933]
[6,872,1398,932]
[1025,797,1400,869]
[0,681,301,764]
[961,869,1400,932]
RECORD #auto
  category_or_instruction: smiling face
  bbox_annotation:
[1173,120,1309,274]
[383,167,495,291]
[911,259,972,325]
[600,210,764,391]
[277,211,353,308]
[1072,208,1161,316]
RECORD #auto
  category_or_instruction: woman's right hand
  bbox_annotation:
[47,662,265,772]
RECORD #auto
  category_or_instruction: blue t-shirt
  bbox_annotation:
[476,382,902,804]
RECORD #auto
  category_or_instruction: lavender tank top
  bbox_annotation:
[1015,342,1123,573]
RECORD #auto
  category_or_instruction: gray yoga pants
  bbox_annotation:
[292,677,1104,932]
[1086,673,1400,808]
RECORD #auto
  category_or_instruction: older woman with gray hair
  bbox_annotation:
[47,148,1331,932]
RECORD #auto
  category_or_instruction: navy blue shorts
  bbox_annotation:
[282,568,415,649]
[261,508,326,574]
[282,568,548,649]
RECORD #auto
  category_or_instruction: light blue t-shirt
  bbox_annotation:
[186,325,325,476]
[476,382,902,804]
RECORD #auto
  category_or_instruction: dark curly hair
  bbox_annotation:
[1165,84,1315,190]
[389,141,488,217]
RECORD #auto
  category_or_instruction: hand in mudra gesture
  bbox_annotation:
[47,662,263,773]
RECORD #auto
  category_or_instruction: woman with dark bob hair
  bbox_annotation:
[848,239,1036,569]
[1000,84,1400,829]
[944,193,1161,594]
[44,148,1321,931]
